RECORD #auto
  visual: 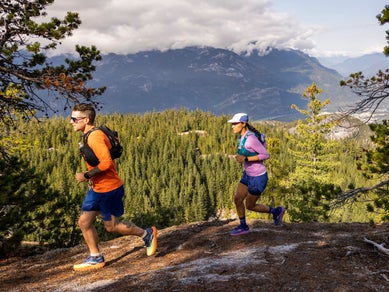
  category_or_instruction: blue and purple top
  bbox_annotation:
[237,131,270,176]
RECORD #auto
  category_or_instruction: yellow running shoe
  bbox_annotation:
[143,226,157,256]
[73,255,105,271]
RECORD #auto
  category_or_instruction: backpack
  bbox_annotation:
[256,132,267,149]
[79,125,123,167]
[237,131,267,157]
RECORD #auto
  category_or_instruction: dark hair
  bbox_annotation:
[73,103,96,124]
[247,123,262,137]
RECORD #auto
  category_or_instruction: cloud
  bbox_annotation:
[45,0,316,56]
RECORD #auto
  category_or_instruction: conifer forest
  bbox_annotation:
[3,102,383,252]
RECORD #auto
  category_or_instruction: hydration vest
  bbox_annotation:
[237,131,266,157]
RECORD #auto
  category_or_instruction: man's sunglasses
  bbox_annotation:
[70,116,87,123]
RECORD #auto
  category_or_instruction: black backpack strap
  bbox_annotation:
[83,127,99,145]
[80,127,101,167]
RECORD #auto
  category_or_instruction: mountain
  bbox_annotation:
[1,220,388,291]
[319,53,389,77]
[53,47,360,121]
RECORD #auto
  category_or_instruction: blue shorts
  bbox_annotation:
[239,171,268,196]
[81,185,125,221]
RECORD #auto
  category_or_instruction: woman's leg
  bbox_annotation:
[245,193,270,213]
[234,182,248,218]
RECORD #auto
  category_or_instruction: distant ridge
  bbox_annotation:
[50,47,364,121]
[319,52,389,77]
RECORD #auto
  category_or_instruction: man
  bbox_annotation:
[71,103,157,271]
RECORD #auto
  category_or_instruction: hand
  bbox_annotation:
[75,172,88,183]
[234,155,245,163]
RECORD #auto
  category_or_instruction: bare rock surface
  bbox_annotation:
[1,220,389,291]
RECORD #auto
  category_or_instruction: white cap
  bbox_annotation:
[227,113,249,123]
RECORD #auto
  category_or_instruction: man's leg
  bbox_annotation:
[103,216,157,256]
[73,210,105,271]
[103,215,145,236]
[78,210,100,254]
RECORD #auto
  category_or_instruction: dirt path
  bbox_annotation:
[1,220,389,291]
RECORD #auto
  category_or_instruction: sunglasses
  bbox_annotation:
[231,122,241,126]
[70,116,87,123]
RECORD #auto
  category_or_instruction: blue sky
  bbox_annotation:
[46,0,387,58]
[271,0,387,57]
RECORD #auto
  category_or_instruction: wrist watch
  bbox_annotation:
[244,157,248,162]
[84,172,91,179]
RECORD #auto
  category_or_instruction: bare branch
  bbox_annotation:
[330,179,389,208]
[340,69,389,122]
[364,237,389,256]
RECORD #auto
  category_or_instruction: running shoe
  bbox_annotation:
[73,255,105,271]
[273,206,285,225]
[143,226,157,256]
[230,225,250,236]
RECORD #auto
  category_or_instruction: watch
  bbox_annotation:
[244,157,248,162]
[84,172,91,179]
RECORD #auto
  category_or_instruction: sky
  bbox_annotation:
[44,0,388,58]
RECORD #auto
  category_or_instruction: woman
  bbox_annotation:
[228,113,285,236]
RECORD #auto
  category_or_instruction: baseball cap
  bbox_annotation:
[227,113,249,123]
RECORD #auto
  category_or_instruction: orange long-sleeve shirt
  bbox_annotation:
[86,129,123,192]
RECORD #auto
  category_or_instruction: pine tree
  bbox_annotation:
[1,0,105,158]
[0,157,59,256]
[283,83,342,222]
[361,121,389,221]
